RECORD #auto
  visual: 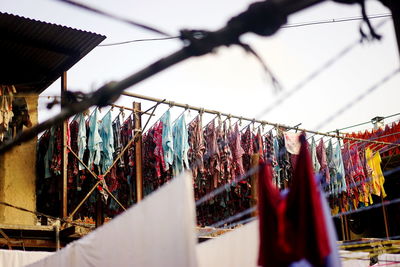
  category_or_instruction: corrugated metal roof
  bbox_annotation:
[0,12,106,93]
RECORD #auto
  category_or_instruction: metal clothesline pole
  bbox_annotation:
[121,91,400,147]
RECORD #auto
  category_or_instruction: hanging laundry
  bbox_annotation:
[241,125,254,172]
[100,110,115,173]
[229,123,245,179]
[112,114,125,168]
[204,119,220,189]
[172,114,189,175]
[153,120,166,178]
[0,86,14,142]
[77,113,87,171]
[333,142,347,194]
[366,147,387,198]
[217,121,234,183]
[283,132,301,155]
[316,139,331,186]
[88,109,102,168]
[310,137,321,174]
[257,135,331,267]
[161,110,174,170]
[9,97,32,138]
[275,130,293,189]
[264,132,279,187]
[188,114,205,180]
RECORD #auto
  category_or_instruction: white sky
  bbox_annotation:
[1,0,399,134]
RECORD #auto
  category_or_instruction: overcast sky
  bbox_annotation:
[1,0,399,134]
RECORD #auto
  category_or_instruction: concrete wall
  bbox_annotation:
[0,95,38,225]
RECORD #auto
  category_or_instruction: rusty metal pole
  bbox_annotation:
[133,102,143,202]
[61,72,68,220]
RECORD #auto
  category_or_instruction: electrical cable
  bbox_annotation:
[256,18,390,119]
[54,0,172,37]
[314,68,400,130]
[328,112,400,133]
[96,14,391,47]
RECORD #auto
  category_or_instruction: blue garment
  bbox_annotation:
[334,142,347,193]
[88,108,102,168]
[160,110,174,170]
[326,140,337,196]
[172,114,189,175]
[44,126,56,179]
[100,110,114,173]
[76,113,87,171]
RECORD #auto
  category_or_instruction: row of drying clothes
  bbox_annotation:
[309,134,387,214]
[142,110,310,226]
[37,108,138,218]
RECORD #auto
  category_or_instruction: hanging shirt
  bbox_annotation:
[366,147,387,198]
[334,142,347,194]
[316,139,331,186]
[88,109,102,168]
[284,132,301,155]
[172,114,189,175]
[153,121,166,178]
[44,126,56,179]
[204,119,220,189]
[100,110,115,173]
[161,110,174,170]
[229,124,245,179]
[326,140,338,196]
[310,137,321,174]
[188,115,205,179]
[77,113,87,171]
[112,115,124,168]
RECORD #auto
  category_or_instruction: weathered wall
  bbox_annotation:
[0,95,38,225]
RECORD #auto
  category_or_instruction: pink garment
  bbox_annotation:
[188,115,205,179]
[229,124,245,179]
[204,120,220,189]
[316,139,331,185]
[284,132,301,155]
[153,121,166,178]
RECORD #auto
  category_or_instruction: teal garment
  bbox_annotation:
[160,110,174,170]
[334,142,347,193]
[76,113,87,171]
[44,126,56,178]
[88,108,102,168]
[310,137,321,174]
[100,110,114,173]
[172,114,189,175]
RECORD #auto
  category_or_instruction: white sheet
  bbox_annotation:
[197,220,259,267]
[27,171,198,267]
[0,249,52,267]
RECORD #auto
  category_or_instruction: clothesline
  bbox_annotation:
[121,91,400,147]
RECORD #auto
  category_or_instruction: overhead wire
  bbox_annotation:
[255,18,390,119]
[54,0,172,37]
[314,68,400,130]
[96,14,391,47]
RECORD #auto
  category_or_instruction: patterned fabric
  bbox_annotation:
[153,121,166,178]
[188,115,206,179]
[229,124,245,179]
[316,139,331,186]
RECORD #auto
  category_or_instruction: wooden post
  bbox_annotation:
[381,195,390,239]
[61,72,68,220]
[133,102,143,202]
